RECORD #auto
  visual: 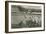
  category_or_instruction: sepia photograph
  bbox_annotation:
[5,1,45,32]
[11,5,41,28]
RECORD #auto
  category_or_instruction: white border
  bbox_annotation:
[8,2,44,32]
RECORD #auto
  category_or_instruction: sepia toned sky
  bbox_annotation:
[11,5,41,9]
[20,5,41,9]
